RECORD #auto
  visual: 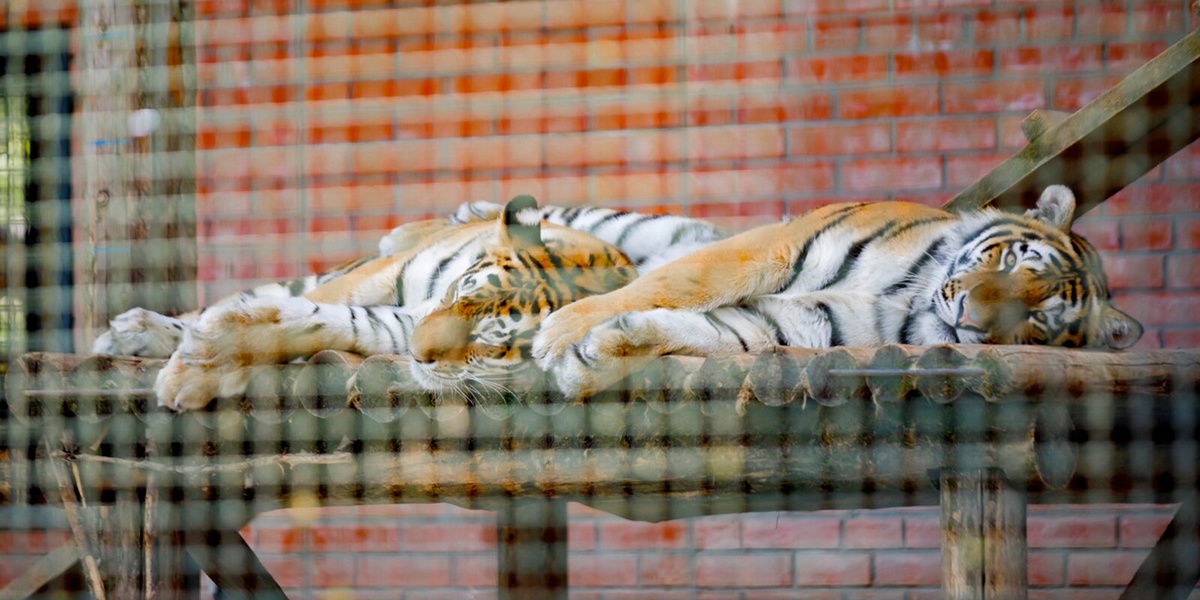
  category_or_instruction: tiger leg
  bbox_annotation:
[154,296,433,410]
[549,307,780,397]
[95,217,448,359]
[547,294,888,397]
[157,244,430,409]
[92,261,366,358]
[92,308,194,358]
[533,220,796,367]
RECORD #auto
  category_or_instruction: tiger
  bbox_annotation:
[92,196,724,410]
[531,185,1144,398]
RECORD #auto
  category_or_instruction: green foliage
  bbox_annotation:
[0,95,29,359]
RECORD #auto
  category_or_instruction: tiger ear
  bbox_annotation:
[500,195,543,249]
[1097,305,1143,350]
[1024,185,1077,233]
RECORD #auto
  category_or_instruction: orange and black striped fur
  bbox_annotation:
[95,196,722,410]
[533,186,1143,397]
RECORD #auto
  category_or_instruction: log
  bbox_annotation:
[348,354,420,423]
[293,350,362,418]
[242,365,300,424]
[11,347,1200,425]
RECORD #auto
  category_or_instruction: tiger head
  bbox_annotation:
[408,195,637,397]
[937,185,1142,349]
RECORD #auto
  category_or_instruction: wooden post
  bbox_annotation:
[78,0,196,348]
[941,469,1028,600]
[498,498,569,600]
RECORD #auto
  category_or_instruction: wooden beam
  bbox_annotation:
[184,528,288,600]
[0,541,80,600]
[1020,109,1071,142]
[941,469,1027,600]
[1118,496,1200,599]
[944,28,1200,216]
[498,499,569,600]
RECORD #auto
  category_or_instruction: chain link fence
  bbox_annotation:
[2,1,1200,598]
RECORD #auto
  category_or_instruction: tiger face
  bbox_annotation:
[409,196,637,398]
[936,185,1142,349]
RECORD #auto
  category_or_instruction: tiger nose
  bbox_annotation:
[957,296,983,329]
[409,312,470,363]
[958,293,1028,332]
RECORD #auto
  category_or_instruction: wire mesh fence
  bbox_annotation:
[2,0,1200,598]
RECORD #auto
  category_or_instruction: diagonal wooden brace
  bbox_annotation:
[944,28,1200,216]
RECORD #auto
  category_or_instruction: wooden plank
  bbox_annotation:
[498,498,569,600]
[1020,109,1070,142]
[184,528,288,600]
[941,469,1027,600]
[944,28,1200,216]
[0,541,79,600]
[45,445,108,600]
[1118,497,1200,599]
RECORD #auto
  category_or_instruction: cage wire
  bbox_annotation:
[1,0,1199,599]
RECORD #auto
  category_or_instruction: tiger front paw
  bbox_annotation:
[152,301,281,410]
[531,299,612,370]
[535,310,662,397]
[92,308,186,358]
[154,352,219,411]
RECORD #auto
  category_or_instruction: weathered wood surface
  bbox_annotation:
[498,499,569,600]
[1019,109,1071,142]
[7,347,1200,521]
[10,346,1199,425]
[1118,499,1200,600]
[0,541,80,600]
[78,0,198,347]
[942,469,1028,600]
[944,28,1200,216]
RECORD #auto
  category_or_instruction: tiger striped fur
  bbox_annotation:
[532,185,1143,398]
[92,197,723,410]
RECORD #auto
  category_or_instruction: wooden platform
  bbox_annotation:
[4,346,1200,599]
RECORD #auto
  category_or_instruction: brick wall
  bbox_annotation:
[4,0,1200,597]
[235,502,1178,598]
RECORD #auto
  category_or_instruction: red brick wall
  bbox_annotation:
[233,502,1176,598]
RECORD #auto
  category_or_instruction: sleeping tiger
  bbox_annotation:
[93,196,723,410]
[531,185,1143,397]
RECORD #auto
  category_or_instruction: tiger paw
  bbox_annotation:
[92,308,186,358]
[537,311,662,397]
[152,301,279,410]
[532,297,617,370]
[154,352,222,411]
